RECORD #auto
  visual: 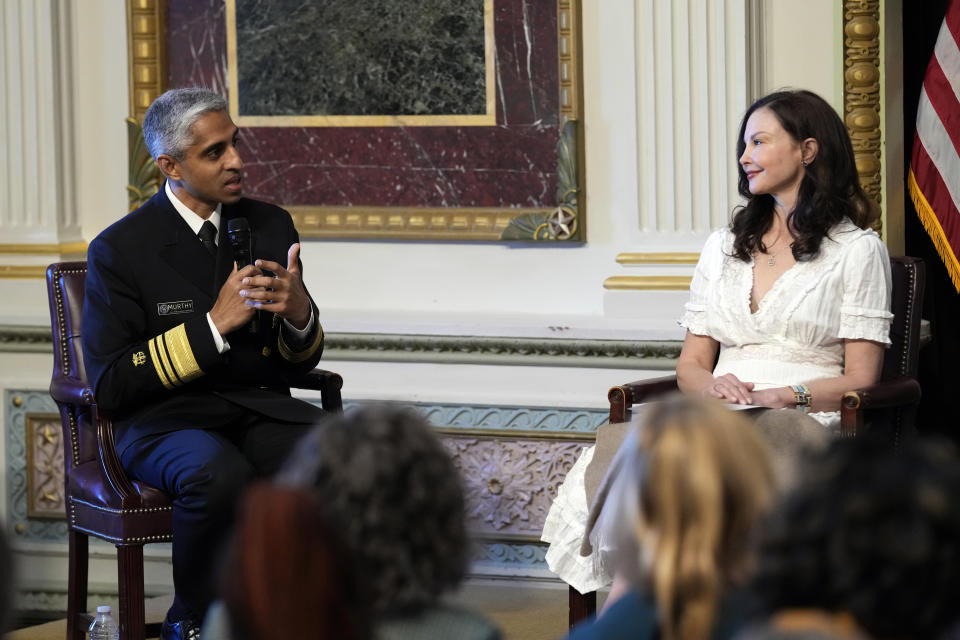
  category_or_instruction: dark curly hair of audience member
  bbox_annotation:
[220,483,370,640]
[730,89,875,263]
[752,436,960,639]
[279,406,469,617]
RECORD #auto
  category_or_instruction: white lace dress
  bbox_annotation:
[541,219,894,593]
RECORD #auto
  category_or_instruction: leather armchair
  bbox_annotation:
[46,261,343,640]
[569,256,925,627]
[608,257,924,437]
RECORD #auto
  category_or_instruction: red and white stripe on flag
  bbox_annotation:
[910,0,960,291]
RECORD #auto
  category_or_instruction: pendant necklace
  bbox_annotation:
[761,230,785,267]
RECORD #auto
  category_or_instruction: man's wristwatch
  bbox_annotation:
[791,384,812,413]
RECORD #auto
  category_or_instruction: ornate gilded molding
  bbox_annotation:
[843,0,883,229]
[616,252,700,265]
[502,119,581,241]
[603,275,692,291]
[289,206,526,241]
[126,0,167,123]
[126,0,166,210]
[127,117,162,210]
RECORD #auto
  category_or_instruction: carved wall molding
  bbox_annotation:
[0,324,683,367]
[843,0,883,229]
[325,333,682,368]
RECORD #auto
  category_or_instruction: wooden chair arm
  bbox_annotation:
[840,377,921,437]
[608,375,679,423]
[291,368,344,413]
[92,403,141,506]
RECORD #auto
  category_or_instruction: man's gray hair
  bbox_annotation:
[142,88,228,161]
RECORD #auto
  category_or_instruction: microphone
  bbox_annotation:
[227,217,259,333]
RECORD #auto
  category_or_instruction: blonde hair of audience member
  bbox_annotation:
[613,397,775,640]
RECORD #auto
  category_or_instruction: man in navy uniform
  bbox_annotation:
[82,88,326,640]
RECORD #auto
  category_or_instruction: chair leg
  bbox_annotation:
[116,545,146,640]
[67,530,89,640]
[568,585,597,627]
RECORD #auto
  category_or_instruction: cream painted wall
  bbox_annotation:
[71,0,130,241]
[761,0,844,109]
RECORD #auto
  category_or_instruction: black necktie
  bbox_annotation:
[198,220,217,257]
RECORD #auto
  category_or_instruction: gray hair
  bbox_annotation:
[142,88,228,160]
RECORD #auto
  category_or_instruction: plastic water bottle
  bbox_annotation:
[88,605,119,640]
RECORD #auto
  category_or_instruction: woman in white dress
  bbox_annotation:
[543,89,894,597]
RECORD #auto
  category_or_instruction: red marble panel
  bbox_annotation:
[166,0,563,209]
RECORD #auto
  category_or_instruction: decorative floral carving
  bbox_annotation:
[442,436,588,536]
[26,415,65,519]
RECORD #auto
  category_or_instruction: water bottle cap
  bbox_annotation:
[97,605,111,613]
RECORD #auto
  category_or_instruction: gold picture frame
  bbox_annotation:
[126,0,586,242]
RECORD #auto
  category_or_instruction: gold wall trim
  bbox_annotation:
[842,1,883,233]
[615,252,700,265]
[603,275,692,291]
[126,0,167,124]
[0,243,87,255]
[225,0,496,127]
[0,266,48,279]
[289,206,550,240]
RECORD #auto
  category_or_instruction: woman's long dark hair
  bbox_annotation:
[730,90,876,262]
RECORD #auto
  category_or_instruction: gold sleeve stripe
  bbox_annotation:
[161,323,204,383]
[157,332,184,385]
[148,338,176,390]
[278,323,324,364]
[151,333,179,386]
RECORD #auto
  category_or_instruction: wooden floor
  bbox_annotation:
[6,579,598,640]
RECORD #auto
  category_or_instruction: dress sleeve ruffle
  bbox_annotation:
[678,228,727,336]
[838,231,893,345]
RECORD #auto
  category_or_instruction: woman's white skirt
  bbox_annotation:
[540,444,612,594]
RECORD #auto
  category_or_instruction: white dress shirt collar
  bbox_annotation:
[165,182,222,242]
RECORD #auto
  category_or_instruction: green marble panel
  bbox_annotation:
[235,0,487,116]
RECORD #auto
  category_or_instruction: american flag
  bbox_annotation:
[909,0,960,292]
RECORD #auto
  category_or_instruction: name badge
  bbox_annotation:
[157,300,194,316]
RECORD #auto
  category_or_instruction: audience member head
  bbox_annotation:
[610,396,775,640]
[753,436,960,639]
[731,89,875,262]
[142,88,228,161]
[280,406,469,617]
[220,483,369,640]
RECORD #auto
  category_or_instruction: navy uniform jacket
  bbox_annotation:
[82,189,325,455]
